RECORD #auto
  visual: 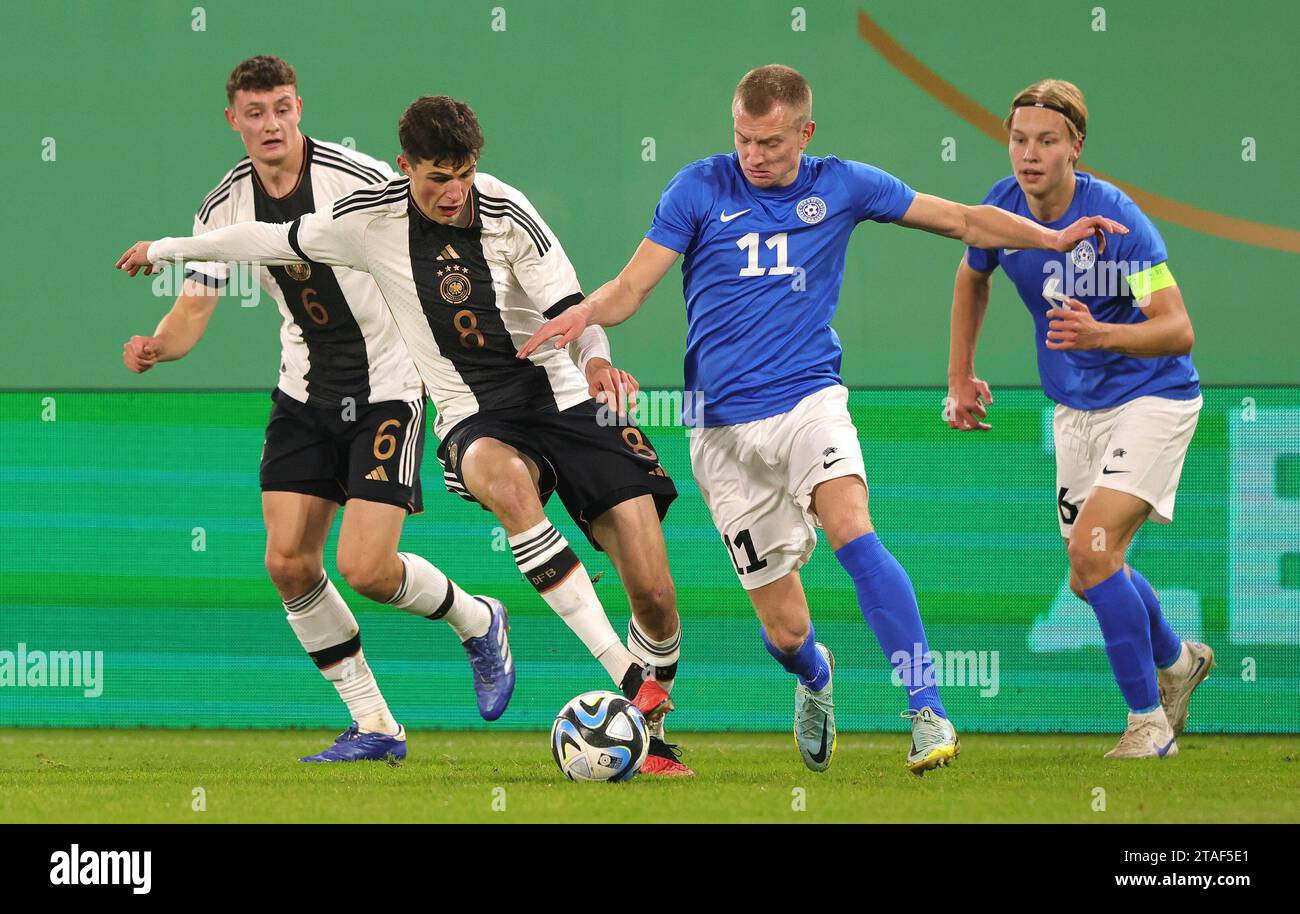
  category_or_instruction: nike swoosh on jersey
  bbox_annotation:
[808,719,829,764]
[1101,466,1129,475]
[823,457,847,469]
[1003,248,1023,255]
[720,209,751,223]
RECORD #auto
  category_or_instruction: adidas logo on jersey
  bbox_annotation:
[365,466,389,482]
[434,244,461,261]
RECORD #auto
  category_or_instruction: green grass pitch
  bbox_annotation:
[4,729,1298,823]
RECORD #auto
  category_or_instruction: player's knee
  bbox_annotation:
[1066,536,1121,588]
[480,464,539,525]
[337,551,398,602]
[823,512,872,549]
[1068,570,1088,600]
[764,618,810,654]
[813,486,872,547]
[265,550,321,599]
[626,576,677,627]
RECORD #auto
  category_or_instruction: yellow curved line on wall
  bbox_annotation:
[857,9,1300,254]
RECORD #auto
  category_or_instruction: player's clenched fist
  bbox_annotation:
[945,376,994,431]
[1045,297,1107,351]
[123,335,161,373]
[117,241,159,277]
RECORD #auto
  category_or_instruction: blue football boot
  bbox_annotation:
[299,722,407,763]
[462,596,516,721]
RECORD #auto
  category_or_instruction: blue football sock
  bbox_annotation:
[835,532,945,717]
[761,626,830,691]
[1084,567,1160,712]
[1128,567,1182,669]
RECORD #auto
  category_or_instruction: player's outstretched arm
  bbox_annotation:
[517,239,679,358]
[946,257,995,431]
[118,212,367,278]
[122,281,221,373]
[898,193,1128,255]
[1046,286,1194,356]
[118,224,295,276]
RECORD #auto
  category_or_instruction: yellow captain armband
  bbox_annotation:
[1126,262,1177,302]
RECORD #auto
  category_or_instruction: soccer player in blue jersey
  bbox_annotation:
[945,79,1213,759]
[519,65,1127,774]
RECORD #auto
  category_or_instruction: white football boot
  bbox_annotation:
[1104,707,1179,759]
[793,644,836,772]
[904,706,960,775]
[1158,641,1215,735]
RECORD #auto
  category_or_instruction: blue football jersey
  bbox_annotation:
[647,152,915,427]
[966,171,1199,410]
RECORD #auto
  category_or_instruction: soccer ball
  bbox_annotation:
[550,690,649,782]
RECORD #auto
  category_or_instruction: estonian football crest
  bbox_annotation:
[796,196,827,224]
[1070,239,1096,271]
[285,262,312,282]
[438,265,471,304]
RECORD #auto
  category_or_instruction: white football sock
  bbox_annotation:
[1132,705,1171,726]
[509,519,636,684]
[1162,642,1192,677]
[283,575,400,736]
[324,649,403,738]
[627,617,681,738]
[388,552,491,641]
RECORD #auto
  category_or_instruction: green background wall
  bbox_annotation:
[1,2,1297,733]
[3,389,1298,732]
[2,0,1296,388]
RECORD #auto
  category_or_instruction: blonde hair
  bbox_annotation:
[1005,79,1088,142]
[734,64,812,126]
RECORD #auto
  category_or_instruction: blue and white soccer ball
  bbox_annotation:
[550,690,649,782]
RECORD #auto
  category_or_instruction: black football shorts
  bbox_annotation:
[260,388,427,513]
[437,398,677,548]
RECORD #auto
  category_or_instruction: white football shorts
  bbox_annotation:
[690,384,866,590]
[1053,394,1202,538]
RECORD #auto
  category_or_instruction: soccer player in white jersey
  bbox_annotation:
[118,96,693,776]
[947,80,1213,759]
[520,64,1127,774]
[120,58,516,763]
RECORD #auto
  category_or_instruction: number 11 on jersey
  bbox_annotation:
[737,232,797,276]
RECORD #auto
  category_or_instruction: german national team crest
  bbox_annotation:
[796,196,827,224]
[285,262,312,282]
[438,264,471,304]
[1070,239,1096,271]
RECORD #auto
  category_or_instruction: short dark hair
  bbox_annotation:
[734,64,812,125]
[226,55,297,105]
[398,96,485,167]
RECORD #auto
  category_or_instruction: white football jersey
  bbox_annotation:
[154,172,594,439]
[189,137,423,407]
